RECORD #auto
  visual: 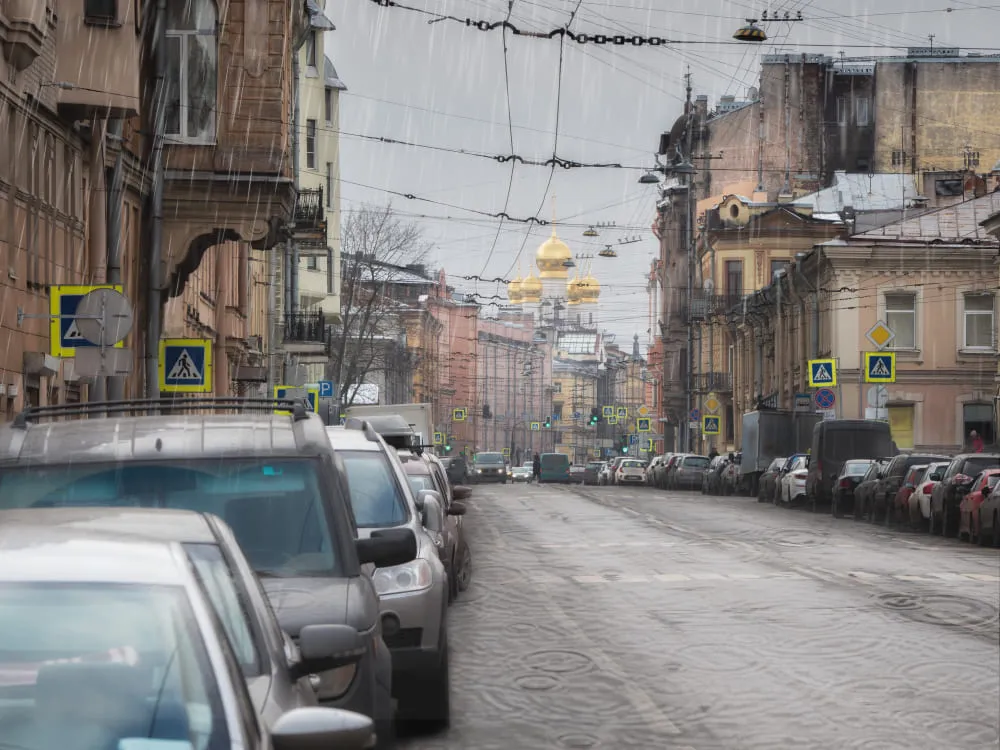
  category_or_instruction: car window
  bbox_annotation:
[0,459,339,578]
[683,457,710,469]
[474,453,505,464]
[405,471,437,496]
[184,543,263,678]
[339,451,409,528]
[961,456,1000,477]
[0,581,230,750]
[429,464,452,505]
[844,461,872,476]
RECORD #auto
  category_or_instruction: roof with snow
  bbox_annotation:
[852,191,1000,244]
[793,171,924,216]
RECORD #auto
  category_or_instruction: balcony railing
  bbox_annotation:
[694,372,733,393]
[292,188,327,247]
[282,311,327,343]
[683,293,744,321]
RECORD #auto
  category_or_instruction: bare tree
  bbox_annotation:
[332,204,428,406]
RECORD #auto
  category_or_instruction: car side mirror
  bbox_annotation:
[419,492,445,532]
[930,474,942,482]
[356,528,416,567]
[289,624,366,680]
[453,485,472,500]
[271,707,374,750]
[447,500,467,516]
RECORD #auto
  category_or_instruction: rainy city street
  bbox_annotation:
[401,483,1000,750]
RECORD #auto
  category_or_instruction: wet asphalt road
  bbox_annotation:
[401,482,1000,750]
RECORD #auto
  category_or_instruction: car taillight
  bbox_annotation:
[793,471,807,479]
[921,482,934,495]
[839,478,851,488]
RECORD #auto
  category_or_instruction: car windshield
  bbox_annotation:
[474,453,505,465]
[586,462,602,470]
[0,582,229,750]
[961,456,1000,477]
[844,461,873,476]
[338,451,409,528]
[683,457,710,469]
[621,460,644,469]
[0,459,339,577]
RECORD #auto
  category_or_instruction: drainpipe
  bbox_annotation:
[775,271,784,410]
[145,0,166,400]
[106,118,126,401]
[290,54,301,316]
[87,116,108,404]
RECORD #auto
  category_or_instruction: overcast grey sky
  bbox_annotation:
[325,0,993,348]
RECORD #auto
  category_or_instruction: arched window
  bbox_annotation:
[165,0,217,141]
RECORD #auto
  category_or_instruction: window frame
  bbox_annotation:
[883,290,918,351]
[962,292,995,351]
[324,87,333,124]
[164,0,218,144]
[306,119,317,170]
[84,0,119,25]
[325,162,333,208]
[305,30,318,70]
[855,96,870,126]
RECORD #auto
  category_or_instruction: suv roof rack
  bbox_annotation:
[11,398,311,429]
[343,417,381,443]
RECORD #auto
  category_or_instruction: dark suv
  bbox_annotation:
[868,452,950,523]
[471,452,508,483]
[0,398,416,747]
[930,453,1000,537]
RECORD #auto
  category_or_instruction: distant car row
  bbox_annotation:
[0,398,483,749]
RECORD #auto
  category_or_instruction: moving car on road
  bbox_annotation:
[511,463,533,483]
[0,517,378,750]
[539,452,572,483]
[0,399,412,740]
[440,455,468,485]
[569,463,587,483]
[615,459,647,485]
[471,451,509,484]
[583,460,604,485]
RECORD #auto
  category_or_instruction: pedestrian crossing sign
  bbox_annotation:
[273,385,318,415]
[159,338,212,393]
[602,406,614,418]
[50,285,125,357]
[637,417,651,432]
[807,358,837,388]
[702,415,721,435]
[864,352,896,383]
[607,416,618,426]
[530,421,541,431]
[617,407,628,419]
[452,408,467,422]
[433,432,443,445]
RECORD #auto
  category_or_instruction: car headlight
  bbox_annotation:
[310,664,357,701]
[374,558,434,596]
[475,468,482,473]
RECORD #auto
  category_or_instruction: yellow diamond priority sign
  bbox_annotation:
[865,321,895,350]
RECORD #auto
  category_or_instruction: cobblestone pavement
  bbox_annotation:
[400,483,1000,750]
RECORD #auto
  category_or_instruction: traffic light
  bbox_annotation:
[589,407,600,426]
[444,442,453,453]
[544,417,552,428]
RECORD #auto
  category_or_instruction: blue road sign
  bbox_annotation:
[50,285,124,357]
[864,352,896,384]
[808,358,837,387]
[318,380,335,398]
[814,388,836,410]
[637,417,652,432]
[702,415,721,435]
[274,386,318,413]
[629,434,639,445]
[689,408,701,421]
[573,411,582,420]
[159,339,212,393]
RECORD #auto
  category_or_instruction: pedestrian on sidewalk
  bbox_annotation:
[532,452,541,483]
[969,430,985,453]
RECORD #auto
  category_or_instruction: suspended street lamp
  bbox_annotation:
[638,171,660,184]
[582,225,598,237]
[598,245,617,258]
[733,18,767,42]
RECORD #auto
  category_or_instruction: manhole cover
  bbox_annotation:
[523,649,597,675]
[876,592,998,628]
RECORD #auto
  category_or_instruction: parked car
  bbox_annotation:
[959,469,1000,543]
[0,517,378,750]
[511,464,533,483]
[702,454,729,495]
[645,455,665,485]
[907,461,950,528]
[830,459,876,517]
[470,451,509,483]
[853,459,891,520]
[672,455,710,490]
[569,464,587,483]
[615,458,647,485]
[651,454,675,488]
[778,455,810,505]
[887,464,930,526]
[599,461,615,485]
[976,473,1000,547]
[605,456,626,485]
[440,455,468,485]
[869,452,950,523]
[806,419,894,509]
[930,453,1000,537]
[757,457,785,503]
[326,421,455,727]
[0,400,411,738]
[583,460,605,485]
[663,454,687,489]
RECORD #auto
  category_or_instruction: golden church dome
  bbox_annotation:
[566,274,584,305]
[579,272,601,302]
[507,274,524,304]
[520,268,543,302]
[535,228,571,279]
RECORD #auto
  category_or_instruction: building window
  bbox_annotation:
[84,0,117,23]
[306,120,316,169]
[165,0,217,141]
[724,260,743,302]
[305,31,317,69]
[307,256,318,271]
[891,149,907,167]
[836,96,848,125]
[885,292,916,349]
[325,163,333,207]
[770,259,788,279]
[325,88,333,123]
[963,294,995,349]
[855,96,870,126]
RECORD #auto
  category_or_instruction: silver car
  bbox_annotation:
[326,421,453,727]
[0,518,377,750]
[0,399,415,746]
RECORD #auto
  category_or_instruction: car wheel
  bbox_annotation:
[928,507,938,535]
[415,631,451,730]
[456,542,472,592]
[941,506,952,538]
[832,493,841,518]
[993,512,1000,548]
